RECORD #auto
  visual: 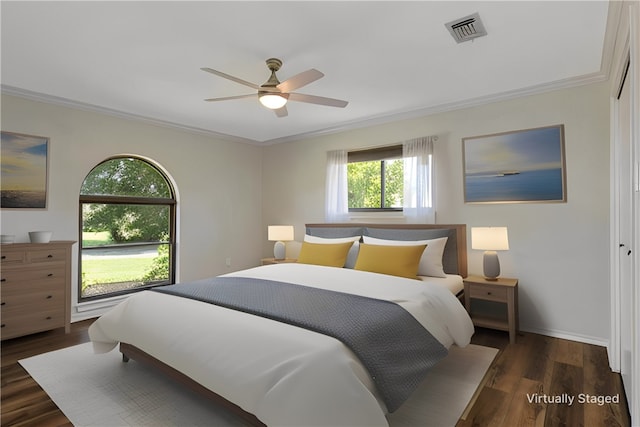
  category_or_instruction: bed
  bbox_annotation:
[88,223,474,427]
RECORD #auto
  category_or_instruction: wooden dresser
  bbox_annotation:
[1,241,75,340]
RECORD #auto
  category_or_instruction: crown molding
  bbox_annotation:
[0,85,259,146]
[3,69,608,147]
[261,71,609,145]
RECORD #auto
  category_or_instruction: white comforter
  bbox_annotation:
[89,263,474,427]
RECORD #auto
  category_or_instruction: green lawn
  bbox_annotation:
[82,257,155,286]
[81,230,159,289]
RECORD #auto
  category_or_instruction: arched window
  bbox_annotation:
[79,156,176,301]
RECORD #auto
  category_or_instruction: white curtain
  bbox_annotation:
[403,136,436,223]
[325,150,349,222]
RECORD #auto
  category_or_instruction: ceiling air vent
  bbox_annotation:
[445,12,487,43]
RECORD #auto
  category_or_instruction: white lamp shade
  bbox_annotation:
[268,225,294,242]
[471,227,509,251]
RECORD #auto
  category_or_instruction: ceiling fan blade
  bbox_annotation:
[274,105,288,118]
[288,92,348,108]
[204,94,256,102]
[277,69,324,93]
[201,67,259,90]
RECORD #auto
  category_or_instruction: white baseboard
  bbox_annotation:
[520,326,610,349]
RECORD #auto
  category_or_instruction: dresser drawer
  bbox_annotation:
[1,250,26,265]
[28,248,68,264]
[1,266,67,286]
[1,287,65,311]
[1,309,66,340]
[468,284,508,302]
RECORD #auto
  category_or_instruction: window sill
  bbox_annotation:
[72,294,131,322]
[348,211,406,221]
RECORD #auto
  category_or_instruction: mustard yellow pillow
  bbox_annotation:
[297,241,355,268]
[354,243,427,279]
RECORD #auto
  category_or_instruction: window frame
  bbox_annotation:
[78,156,177,303]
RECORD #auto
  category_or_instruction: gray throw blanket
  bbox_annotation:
[152,276,448,412]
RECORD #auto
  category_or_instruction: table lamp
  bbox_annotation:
[268,225,294,260]
[471,227,509,280]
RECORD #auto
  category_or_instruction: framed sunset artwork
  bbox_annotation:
[463,125,566,204]
[1,131,49,209]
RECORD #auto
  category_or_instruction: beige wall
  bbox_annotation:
[1,81,611,343]
[1,95,264,317]
[262,82,611,344]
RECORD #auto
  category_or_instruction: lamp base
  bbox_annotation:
[483,250,501,280]
[273,241,286,260]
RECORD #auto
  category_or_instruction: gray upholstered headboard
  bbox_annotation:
[305,223,468,277]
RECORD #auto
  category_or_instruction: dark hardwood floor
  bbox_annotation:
[1,320,632,427]
[461,330,631,427]
[1,320,91,427]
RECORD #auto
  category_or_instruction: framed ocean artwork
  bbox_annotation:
[463,125,566,204]
[1,131,49,209]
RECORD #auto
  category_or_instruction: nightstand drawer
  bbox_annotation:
[468,284,508,302]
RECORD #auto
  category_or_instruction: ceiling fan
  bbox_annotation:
[201,58,348,117]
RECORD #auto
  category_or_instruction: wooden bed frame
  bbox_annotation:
[119,223,468,426]
[120,342,267,427]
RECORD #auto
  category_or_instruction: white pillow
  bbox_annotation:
[303,235,361,269]
[362,236,448,278]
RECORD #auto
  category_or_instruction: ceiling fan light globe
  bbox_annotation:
[259,93,288,109]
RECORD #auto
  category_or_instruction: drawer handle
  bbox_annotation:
[1,278,5,282]
[46,316,52,320]
[47,273,54,277]
[47,254,53,258]
[487,292,492,295]
[1,302,5,306]
[46,295,53,299]
[1,324,5,328]
[1,255,5,260]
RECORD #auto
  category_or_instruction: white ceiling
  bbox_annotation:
[1,1,612,145]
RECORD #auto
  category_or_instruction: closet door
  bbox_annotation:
[615,60,633,406]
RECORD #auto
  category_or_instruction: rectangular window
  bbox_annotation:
[80,202,172,300]
[347,145,403,211]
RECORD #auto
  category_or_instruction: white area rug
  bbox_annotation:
[20,342,497,427]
